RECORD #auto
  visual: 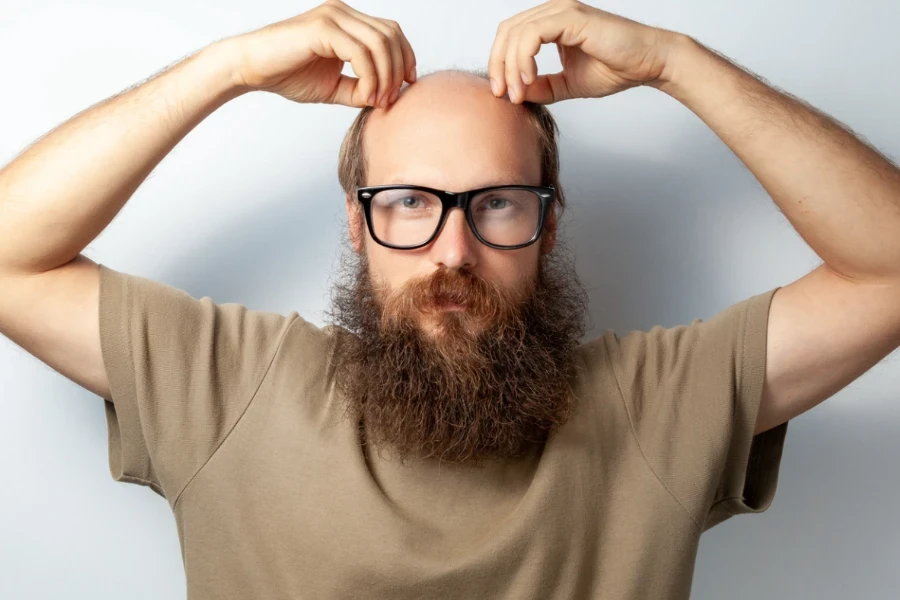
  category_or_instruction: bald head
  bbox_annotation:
[362,70,542,192]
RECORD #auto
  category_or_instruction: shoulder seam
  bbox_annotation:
[171,313,302,510]
[601,330,703,533]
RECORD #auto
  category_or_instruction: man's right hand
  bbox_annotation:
[225,0,417,108]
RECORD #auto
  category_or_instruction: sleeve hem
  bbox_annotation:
[99,264,161,492]
[705,286,789,528]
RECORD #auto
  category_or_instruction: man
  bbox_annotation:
[1,0,898,598]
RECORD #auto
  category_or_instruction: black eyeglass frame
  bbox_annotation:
[356,184,556,250]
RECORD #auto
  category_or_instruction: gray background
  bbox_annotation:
[1,0,899,597]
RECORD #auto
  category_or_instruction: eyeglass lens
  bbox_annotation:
[369,188,542,247]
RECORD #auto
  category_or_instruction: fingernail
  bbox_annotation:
[490,78,499,96]
[368,92,376,106]
[521,71,529,85]
[409,66,417,82]
[389,88,399,104]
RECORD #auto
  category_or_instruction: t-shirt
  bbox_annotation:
[97,263,788,599]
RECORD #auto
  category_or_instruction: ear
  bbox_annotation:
[345,194,365,254]
[540,206,557,254]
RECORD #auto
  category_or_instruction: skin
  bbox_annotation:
[345,71,556,334]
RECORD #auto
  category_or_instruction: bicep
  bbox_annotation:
[758,264,900,435]
[0,254,109,399]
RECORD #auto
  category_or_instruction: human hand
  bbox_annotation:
[222,0,416,107]
[488,0,681,104]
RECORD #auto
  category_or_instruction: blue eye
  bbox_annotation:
[475,195,514,212]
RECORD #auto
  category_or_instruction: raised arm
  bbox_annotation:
[0,0,415,398]
[0,40,244,399]
[0,43,242,278]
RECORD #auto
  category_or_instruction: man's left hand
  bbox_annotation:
[488,0,679,104]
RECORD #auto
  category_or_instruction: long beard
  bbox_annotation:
[326,241,588,465]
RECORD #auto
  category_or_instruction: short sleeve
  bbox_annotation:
[97,264,298,504]
[602,287,788,531]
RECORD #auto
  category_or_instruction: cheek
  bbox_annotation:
[483,248,540,290]
[365,242,419,290]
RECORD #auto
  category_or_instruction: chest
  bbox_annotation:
[172,383,701,599]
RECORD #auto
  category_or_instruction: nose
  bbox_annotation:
[428,207,478,269]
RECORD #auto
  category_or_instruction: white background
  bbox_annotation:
[1,0,899,597]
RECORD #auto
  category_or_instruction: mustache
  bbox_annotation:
[379,267,530,327]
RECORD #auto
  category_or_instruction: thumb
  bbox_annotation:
[330,74,373,108]
[522,72,571,104]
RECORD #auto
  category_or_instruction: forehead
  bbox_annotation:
[363,72,542,191]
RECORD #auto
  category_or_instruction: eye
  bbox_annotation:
[401,196,423,209]
[474,194,516,212]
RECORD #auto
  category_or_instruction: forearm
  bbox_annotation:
[652,34,900,284]
[0,40,246,275]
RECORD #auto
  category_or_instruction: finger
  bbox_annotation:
[504,22,539,104]
[327,7,395,106]
[317,22,377,106]
[505,31,523,103]
[517,23,542,86]
[522,72,571,104]
[330,4,413,103]
[509,11,572,103]
[331,74,372,107]
[369,19,405,103]
[384,19,417,84]
[488,22,511,98]
[352,13,415,90]
[488,2,551,98]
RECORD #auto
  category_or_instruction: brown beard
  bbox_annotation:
[326,240,588,465]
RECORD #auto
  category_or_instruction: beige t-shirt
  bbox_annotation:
[97,263,788,599]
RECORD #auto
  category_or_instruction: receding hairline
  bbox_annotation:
[337,67,566,212]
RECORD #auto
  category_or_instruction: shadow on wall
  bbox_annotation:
[558,126,782,340]
[693,406,900,598]
[153,177,345,320]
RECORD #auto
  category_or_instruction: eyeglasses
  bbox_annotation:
[356,184,556,250]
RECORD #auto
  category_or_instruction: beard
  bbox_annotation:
[326,238,588,465]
